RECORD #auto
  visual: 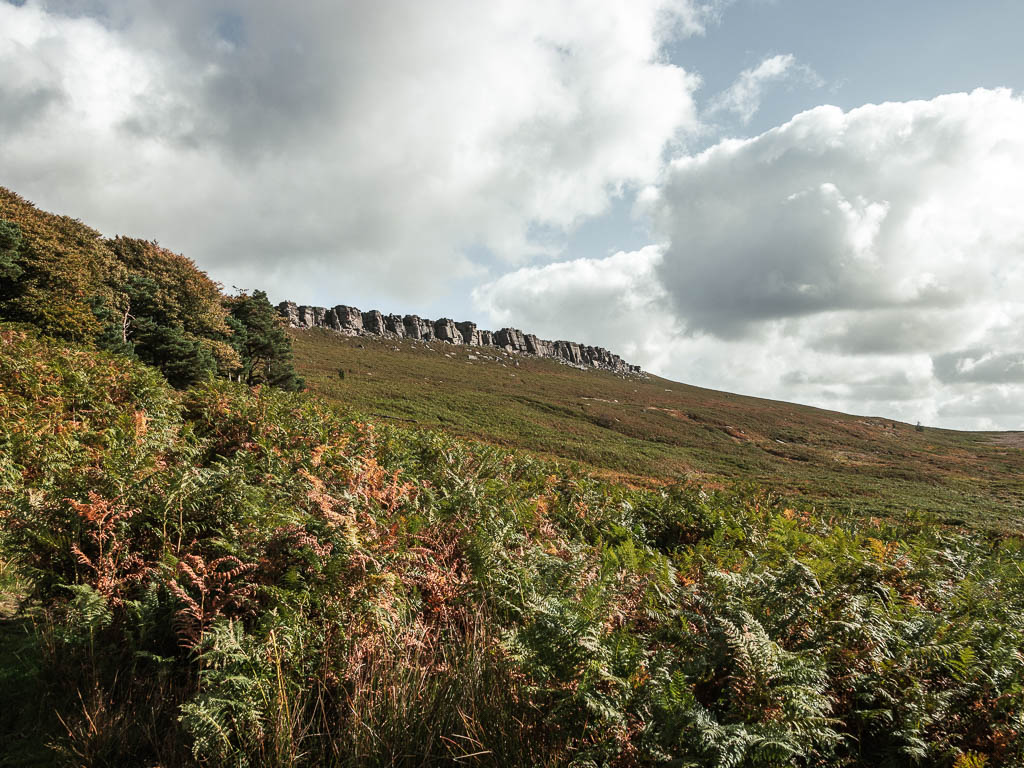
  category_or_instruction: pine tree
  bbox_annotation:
[0,218,23,284]
[226,290,304,391]
[123,275,218,387]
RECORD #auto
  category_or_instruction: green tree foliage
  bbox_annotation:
[0,188,326,390]
[226,289,304,390]
[2,327,1022,767]
[105,236,239,378]
[131,318,218,388]
[119,274,217,387]
[0,188,124,343]
[0,218,23,282]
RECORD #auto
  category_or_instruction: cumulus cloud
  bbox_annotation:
[647,89,1024,340]
[478,89,1024,429]
[0,0,707,309]
[472,245,680,367]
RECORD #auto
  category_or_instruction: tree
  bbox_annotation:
[121,275,218,387]
[105,236,240,377]
[226,290,303,391]
[0,191,122,343]
[134,319,217,388]
[0,219,23,284]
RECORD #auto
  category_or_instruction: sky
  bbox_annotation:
[2,0,1024,430]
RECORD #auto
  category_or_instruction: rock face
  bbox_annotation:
[277,301,642,374]
[384,314,406,338]
[361,310,387,335]
[298,305,325,328]
[433,318,462,344]
[279,301,301,327]
[335,305,363,331]
[402,315,432,340]
[495,328,527,352]
[456,321,480,346]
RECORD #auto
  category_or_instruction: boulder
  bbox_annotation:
[362,310,387,335]
[334,305,363,331]
[433,318,462,344]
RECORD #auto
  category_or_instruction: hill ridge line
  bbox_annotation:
[277,301,642,375]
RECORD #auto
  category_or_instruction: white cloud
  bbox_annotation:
[479,89,1024,429]
[648,89,1024,341]
[707,53,818,124]
[472,245,679,367]
[0,0,707,310]
[7,4,1024,429]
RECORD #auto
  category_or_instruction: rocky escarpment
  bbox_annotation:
[278,301,642,375]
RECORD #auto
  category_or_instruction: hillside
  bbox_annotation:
[2,190,1023,766]
[291,328,1024,531]
[2,327,1023,766]
[4,184,1020,530]
[0,187,302,391]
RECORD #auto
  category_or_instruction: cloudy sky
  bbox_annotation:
[3,0,1024,429]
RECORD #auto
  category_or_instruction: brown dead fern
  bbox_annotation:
[167,553,257,649]
[67,492,149,608]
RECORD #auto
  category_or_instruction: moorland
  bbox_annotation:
[1,188,1021,767]
[292,329,1024,532]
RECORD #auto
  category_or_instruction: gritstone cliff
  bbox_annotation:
[277,301,642,375]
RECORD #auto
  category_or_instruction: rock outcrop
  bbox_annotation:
[277,300,642,375]
[433,318,462,344]
[361,310,387,335]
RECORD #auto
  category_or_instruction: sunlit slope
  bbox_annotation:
[291,328,1024,529]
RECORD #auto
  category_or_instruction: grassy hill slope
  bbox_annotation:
[3,326,1023,766]
[291,328,1024,530]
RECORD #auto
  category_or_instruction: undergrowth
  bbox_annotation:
[1,326,1022,767]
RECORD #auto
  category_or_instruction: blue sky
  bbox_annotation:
[682,0,1024,129]
[563,0,1024,266]
[2,0,1024,428]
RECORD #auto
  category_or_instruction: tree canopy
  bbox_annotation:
[226,289,304,390]
[0,187,301,391]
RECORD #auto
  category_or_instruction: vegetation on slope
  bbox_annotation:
[2,326,1022,767]
[0,187,300,390]
[291,330,1024,531]
[1,190,1022,765]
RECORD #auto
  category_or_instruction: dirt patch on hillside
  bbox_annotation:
[989,433,1024,449]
